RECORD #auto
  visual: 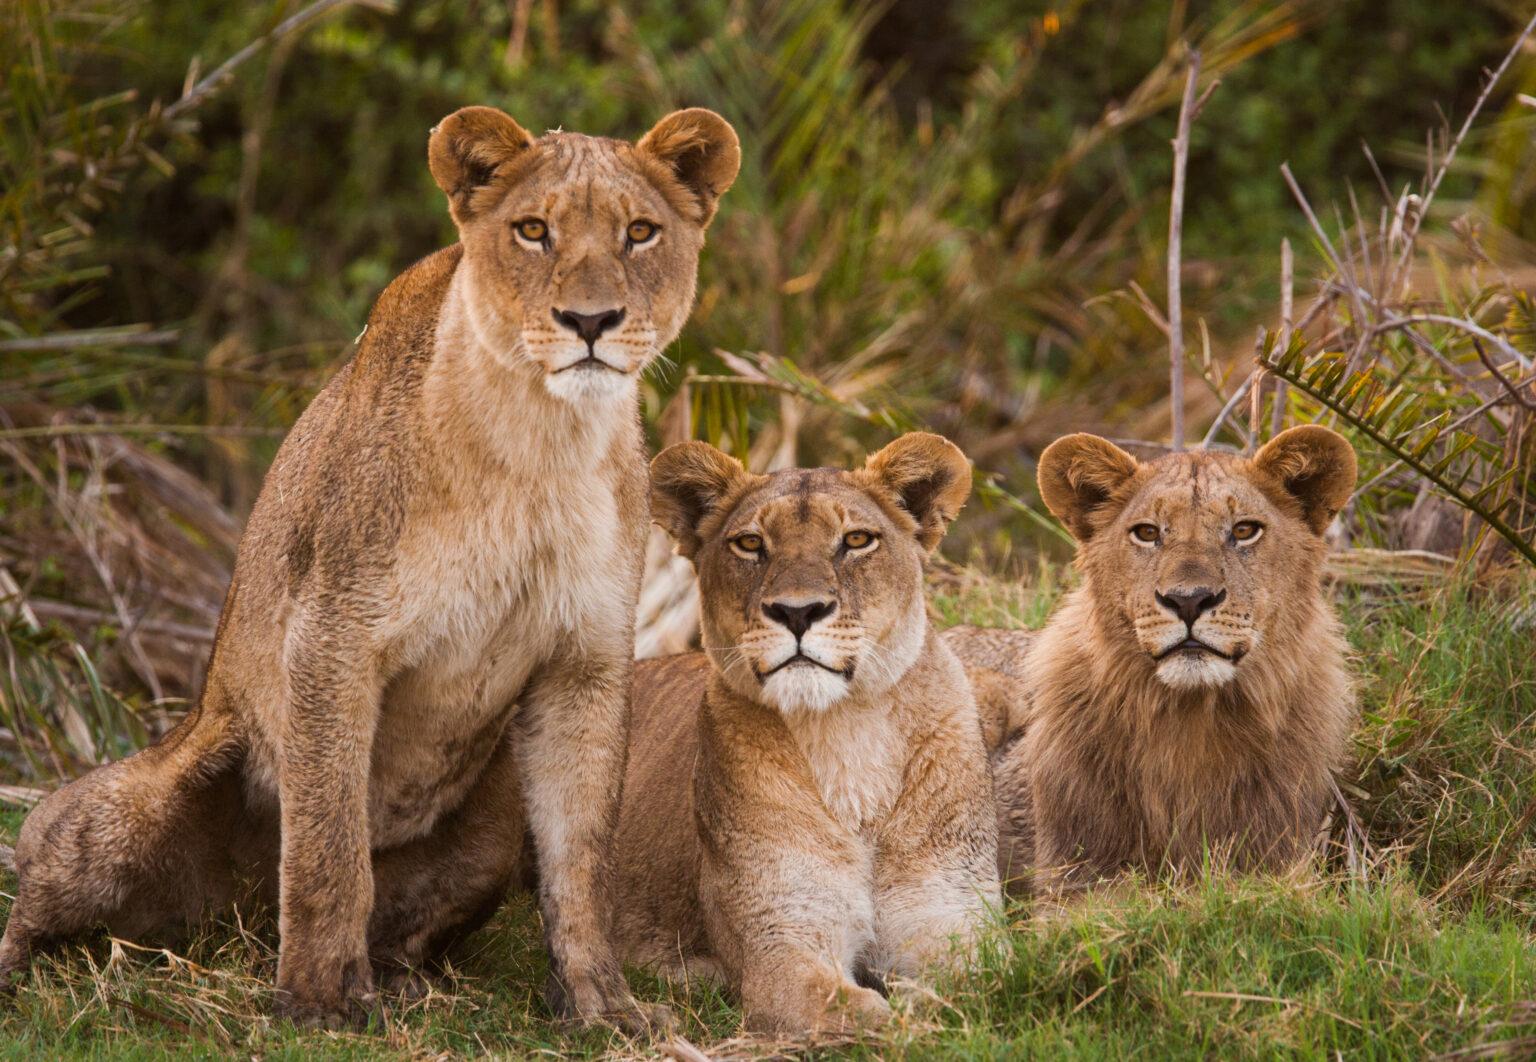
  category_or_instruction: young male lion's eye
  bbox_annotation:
[731,533,764,556]
[842,530,875,550]
[515,218,548,243]
[626,220,658,245]
[1130,523,1160,545]
[1232,520,1264,543]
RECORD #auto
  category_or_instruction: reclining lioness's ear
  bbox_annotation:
[637,109,741,226]
[650,441,750,559]
[1036,434,1140,541]
[1252,425,1357,534]
[428,106,536,225]
[862,433,972,552]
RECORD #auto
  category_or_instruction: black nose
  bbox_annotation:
[1155,587,1226,626]
[552,307,625,346]
[762,599,836,639]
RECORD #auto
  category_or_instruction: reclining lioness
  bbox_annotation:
[950,426,1359,894]
[0,105,739,1029]
[613,434,1001,1035]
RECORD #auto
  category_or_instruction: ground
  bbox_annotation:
[1,565,1533,1059]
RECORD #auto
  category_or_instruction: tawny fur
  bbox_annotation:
[611,436,1001,1036]
[947,427,1359,895]
[0,106,739,1031]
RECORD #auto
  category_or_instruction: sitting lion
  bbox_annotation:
[612,434,1001,1035]
[0,105,739,1029]
[948,426,1358,894]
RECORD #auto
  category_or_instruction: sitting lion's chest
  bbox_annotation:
[366,475,629,846]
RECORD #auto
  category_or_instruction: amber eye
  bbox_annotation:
[626,220,658,245]
[731,533,764,556]
[1129,523,1160,545]
[1232,520,1264,544]
[515,218,548,243]
[842,530,876,550]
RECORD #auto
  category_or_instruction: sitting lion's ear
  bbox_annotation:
[650,442,751,559]
[1252,425,1357,534]
[428,107,536,225]
[862,433,972,552]
[637,109,741,226]
[1036,434,1140,542]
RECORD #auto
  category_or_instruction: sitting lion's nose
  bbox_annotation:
[552,307,626,345]
[762,598,836,639]
[1155,587,1226,626]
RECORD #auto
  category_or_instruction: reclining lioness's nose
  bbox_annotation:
[762,598,836,639]
[1155,587,1226,626]
[552,306,625,345]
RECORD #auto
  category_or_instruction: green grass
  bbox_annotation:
[1,569,1533,1058]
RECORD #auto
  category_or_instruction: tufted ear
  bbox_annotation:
[650,441,751,559]
[1252,425,1357,534]
[862,433,972,553]
[1036,434,1140,542]
[637,108,741,226]
[428,106,536,226]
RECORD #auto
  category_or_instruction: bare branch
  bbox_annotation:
[0,328,180,353]
[1470,338,1536,411]
[1167,46,1203,451]
[164,0,366,120]
[1386,11,1536,294]
[1271,237,1293,437]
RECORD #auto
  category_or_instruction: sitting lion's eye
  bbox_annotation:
[626,220,659,245]
[842,530,876,551]
[514,218,548,244]
[1232,521,1264,544]
[1129,523,1160,545]
[730,533,764,557]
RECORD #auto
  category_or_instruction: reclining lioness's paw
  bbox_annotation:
[814,984,892,1036]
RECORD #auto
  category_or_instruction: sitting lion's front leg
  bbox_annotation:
[272,636,381,1028]
[516,639,670,1035]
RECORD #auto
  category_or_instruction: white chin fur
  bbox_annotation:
[542,366,636,403]
[1156,652,1238,690]
[761,665,851,714]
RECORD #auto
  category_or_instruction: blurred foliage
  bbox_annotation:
[1,0,1534,737]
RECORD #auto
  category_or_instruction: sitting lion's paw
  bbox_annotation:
[275,956,376,1031]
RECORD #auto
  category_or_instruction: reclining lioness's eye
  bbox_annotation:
[730,533,764,557]
[626,220,658,245]
[1130,523,1160,545]
[1232,520,1264,543]
[514,218,548,243]
[842,530,875,550]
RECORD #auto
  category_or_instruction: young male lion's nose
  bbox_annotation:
[552,306,626,346]
[762,598,836,639]
[1155,587,1226,626]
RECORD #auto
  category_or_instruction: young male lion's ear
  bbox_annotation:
[637,109,741,226]
[1036,434,1140,542]
[428,106,536,225]
[862,433,972,552]
[1252,425,1357,534]
[650,442,751,559]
